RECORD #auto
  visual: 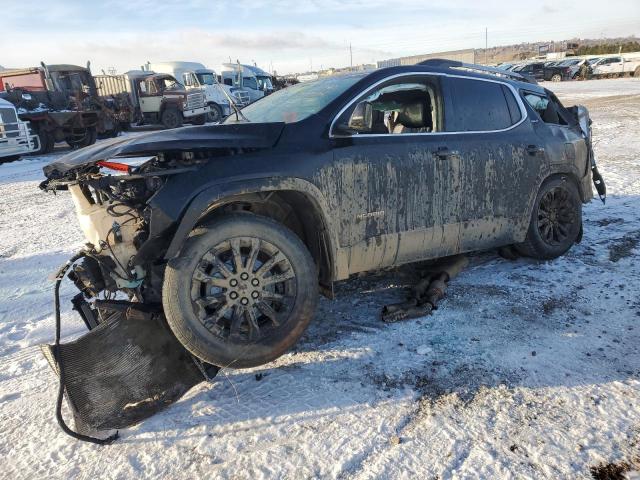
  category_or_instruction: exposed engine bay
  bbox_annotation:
[43,150,213,308]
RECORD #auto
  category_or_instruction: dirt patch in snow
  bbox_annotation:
[589,461,632,480]
[609,231,640,262]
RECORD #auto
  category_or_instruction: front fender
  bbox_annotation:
[162,176,340,267]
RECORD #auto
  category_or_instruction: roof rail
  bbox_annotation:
[417,58,538,85]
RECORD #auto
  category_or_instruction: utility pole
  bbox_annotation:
[485,28,488,65]
[350,42,353,69]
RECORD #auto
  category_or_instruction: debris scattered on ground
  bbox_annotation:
[381,255,468,322]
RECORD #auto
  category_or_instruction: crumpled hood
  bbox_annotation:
[43,121,285,179]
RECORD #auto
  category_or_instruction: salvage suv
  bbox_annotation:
[42,60,605,369]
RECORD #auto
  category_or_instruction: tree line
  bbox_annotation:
[575,41,640,55]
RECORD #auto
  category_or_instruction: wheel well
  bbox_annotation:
[194,191,334,287]
[545,171,585,201]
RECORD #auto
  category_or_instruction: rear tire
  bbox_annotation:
[161,107,183,129]
[516,176,582,260]
[66,127,96,148]
[551,74,562,82]
[163,213,318,368]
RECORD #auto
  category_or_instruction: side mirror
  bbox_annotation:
[348,101,373,132]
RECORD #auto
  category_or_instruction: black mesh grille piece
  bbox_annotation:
[42,303,215,431]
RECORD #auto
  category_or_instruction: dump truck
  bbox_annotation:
[0,63,124,154]
[94,71,209,128]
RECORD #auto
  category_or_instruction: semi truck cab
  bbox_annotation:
[0,98,39,162]
[148,62,232,122]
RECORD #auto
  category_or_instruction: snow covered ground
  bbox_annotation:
[1,78,639,479]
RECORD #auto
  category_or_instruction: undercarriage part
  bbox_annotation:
[42,253,218,444]
[68,256,106,297]
[70,294,99,330]
[381,255,468,323]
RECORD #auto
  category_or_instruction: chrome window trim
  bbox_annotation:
[329,71,529,138]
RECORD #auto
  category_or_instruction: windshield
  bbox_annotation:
[224,74,364,124]
[196,72,217,85]
[243,76,258,90]
[256,76,273,91]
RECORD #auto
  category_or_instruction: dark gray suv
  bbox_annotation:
[42,59,605,369]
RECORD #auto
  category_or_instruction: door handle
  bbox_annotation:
[434,147,459,159]
[527,145,545,156]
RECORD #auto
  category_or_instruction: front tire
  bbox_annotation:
[163,213,318,368]
[161,107,183,129]
[516,176,582,260]
[206,104,223,123]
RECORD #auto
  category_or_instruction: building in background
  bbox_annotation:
[377,48,475,68]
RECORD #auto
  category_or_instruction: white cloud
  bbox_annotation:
[2,0,639,74]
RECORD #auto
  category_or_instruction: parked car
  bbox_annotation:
[592,56,640,77]
[512,62,546,80]
[496,63,515,70]
[94,71,209,128]
[41,60,604,369]
[0,98,39,162]
[543,61,574,82]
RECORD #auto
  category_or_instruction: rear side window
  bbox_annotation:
[446,77,519,132]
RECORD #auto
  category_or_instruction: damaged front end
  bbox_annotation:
[39,143,227,443]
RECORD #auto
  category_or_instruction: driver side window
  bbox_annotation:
[141,80,158,96]
[334,76,441,136]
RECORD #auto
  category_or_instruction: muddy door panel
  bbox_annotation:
[319,137,407,273]
[442,77,546,249]
[322,133,464,274]
[398,135,467,262]
[437,128,543,250]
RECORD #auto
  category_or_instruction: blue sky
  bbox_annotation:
[4,0,639,74]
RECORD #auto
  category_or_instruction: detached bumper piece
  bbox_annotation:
[43,256,218,444]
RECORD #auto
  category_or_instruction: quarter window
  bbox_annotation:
[446,77,518,132]
[522,92,567,126]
